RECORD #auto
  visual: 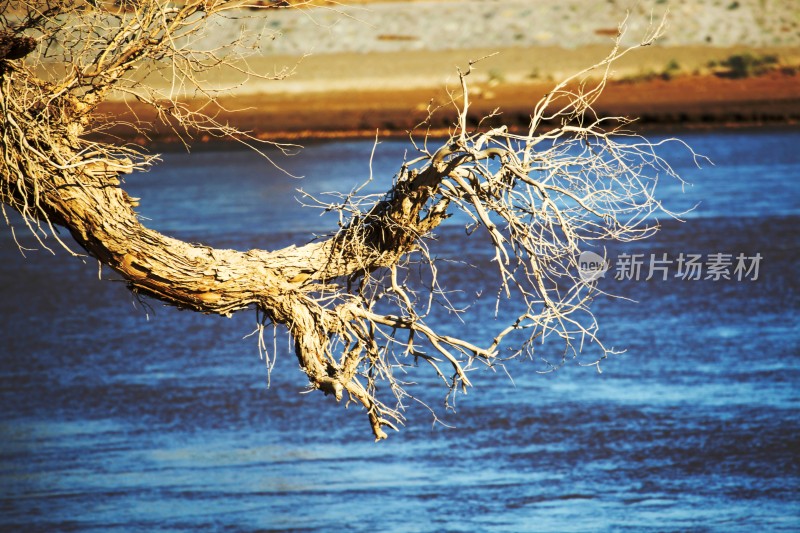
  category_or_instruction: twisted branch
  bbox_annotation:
[1,2,696,439]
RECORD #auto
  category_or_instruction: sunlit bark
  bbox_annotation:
[0,1,690,439]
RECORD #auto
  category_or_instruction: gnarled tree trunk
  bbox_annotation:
[1,2,683,439]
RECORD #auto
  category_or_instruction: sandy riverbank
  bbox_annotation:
[98,47,800,143]
[95,0,800,142]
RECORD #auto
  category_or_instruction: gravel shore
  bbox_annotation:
[184,0,800,92]
[213,0,800,55]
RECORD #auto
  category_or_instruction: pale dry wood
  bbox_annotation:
[0,1,696,439]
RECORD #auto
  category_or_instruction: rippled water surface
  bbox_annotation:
[1,129,798,531]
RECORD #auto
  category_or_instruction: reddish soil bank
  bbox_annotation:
[97,71,799,144]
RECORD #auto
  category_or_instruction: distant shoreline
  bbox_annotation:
[92,12,800,146]
[97,69,799,147]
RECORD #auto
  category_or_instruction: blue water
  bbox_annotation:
[0,129,798,531]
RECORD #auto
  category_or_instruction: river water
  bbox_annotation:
[0,129,798,531]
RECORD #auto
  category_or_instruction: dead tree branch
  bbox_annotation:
[0,2,693,439]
